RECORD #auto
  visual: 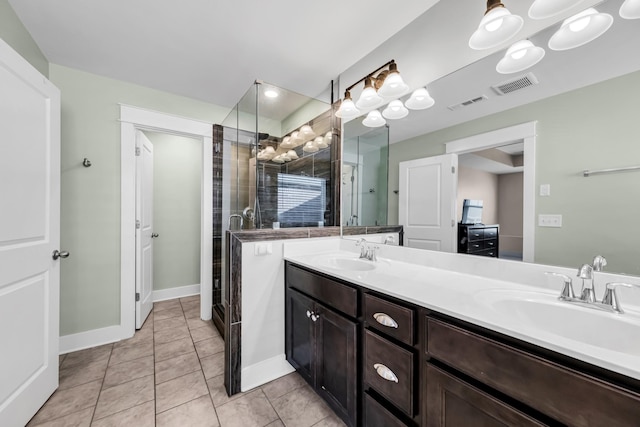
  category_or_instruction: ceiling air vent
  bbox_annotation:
[492,72,539,96]
[447,95,488,111]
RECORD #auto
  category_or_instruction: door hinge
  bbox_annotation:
[214,142,221,153]
[136,220,141,229]
[451,166,456,174]
[135,146,141,156]
[135,292,140,302]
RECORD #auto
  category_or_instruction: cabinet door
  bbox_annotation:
[425,364,546,427]
[286,288,315,384]
[316,305,358,427]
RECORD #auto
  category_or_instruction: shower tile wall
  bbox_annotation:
[229,145,251,220]
[212,125,224,316]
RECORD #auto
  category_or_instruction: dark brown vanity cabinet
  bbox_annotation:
[285,263,359,427]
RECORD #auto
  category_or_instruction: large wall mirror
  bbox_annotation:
[341,0,640,276]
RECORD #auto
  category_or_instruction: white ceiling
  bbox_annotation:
[8,0,439,108]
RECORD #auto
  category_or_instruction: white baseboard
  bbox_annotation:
[59,325,124,355]
[152,284,200,302]
[241,354,295,392]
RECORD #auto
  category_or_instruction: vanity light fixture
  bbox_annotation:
[382,100,409,120]
[314,136,328,149]
[496,40,546,74]
[335,90,361,120]
[620,0,640,19]
[355,77,384,109]
[280,136,293,149]
[290,131,304,145]
[362,110,386,128]
[469,0,524,50]
[324,131,332,145]
[528,0,586,20]
[303,141,319,153]
[287,150,299,160]
[376,62,409,98]
[548,8,613,51]
[299,125,316,141]
[404,87,435,110]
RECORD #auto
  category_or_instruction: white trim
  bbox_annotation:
[445,121,536,263]
[120,105,213,342]
[152,284,201,302]
[59,325,123,355]
[241,354,296,392]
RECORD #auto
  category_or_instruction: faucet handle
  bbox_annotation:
[602,282,639,314]
[592,255,607,272]
[545,272,575,300]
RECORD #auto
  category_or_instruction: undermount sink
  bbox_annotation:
[318,256,376,272]
[475,289,640,356]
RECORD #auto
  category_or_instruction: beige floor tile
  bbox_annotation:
[61,344,112,370]
[155,350,201,384]
[156,395,219,427]
[179,294,200,303]
[207,375,245,407]
[29,380,102,425]
[27,407,93,427]
[195,336,224,358]
[261,372,307,402]
[311,414,347,427]
[93,375,154,420]
[271,386,333,427]
[58,354,67,367]
[190,324,220,342]
[183,307,201,319]
[59,357,109,390]
[91,401,155,427]
[108,339,153,366]
[113,326,153,349]
[155,336,195,362]
[154,307,184,321]
[265,421,285,427]
[154,323,191,345]
[155,315,187,332]
[181,300,200,312]
[215,389,279,427]
[154,299,182,312]
[155,370,209,413]
[200,353,224,379]
[102,355,154,389]
[187,317,213,330]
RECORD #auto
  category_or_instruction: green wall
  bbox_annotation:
[51,64,229,336]
[389,70,640,275]
[0,0,48,76]
[145,131,202,292]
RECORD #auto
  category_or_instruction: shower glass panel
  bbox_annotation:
[342,124,389,227]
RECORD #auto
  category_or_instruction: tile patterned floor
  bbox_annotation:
[28,296,346,427]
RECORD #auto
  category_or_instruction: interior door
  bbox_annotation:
[399,154,457,251]
[135,131,154,329]
[0,40,61,426]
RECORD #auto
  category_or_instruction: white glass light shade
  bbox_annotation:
[620,0,640,19]
[404,88,435,110]
[377,72,409,98]
[548,8,613,51]
[528,0,585,20]
[335,97,361,120]
[290,131,303,144]
[280,136,293,149]
[324,131,332,145]
[271,155,285,163]
[496,40,546,74]
[303,141,319,153]
[314,136,328,149]
[299,125,316,140]
[287,150,299,160]
[356,86,384,109]
[382,100,409,120]
[469,6,524,50]
[362,110,386,128]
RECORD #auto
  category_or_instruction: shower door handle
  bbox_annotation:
[151,233,159,238]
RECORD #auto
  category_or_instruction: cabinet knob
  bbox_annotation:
[373,363,399,383]
[373,312,398,329]
[311,313,320,322]
[306,310,312,318]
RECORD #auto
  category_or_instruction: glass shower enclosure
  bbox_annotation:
[212,81,333,328]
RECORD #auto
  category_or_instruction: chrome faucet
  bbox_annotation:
[227,214,243,230]
[356,238,368,259]
[383,235,395,245]
[355,238,379,261]
[577,263,595,303]
[601,282,640,314]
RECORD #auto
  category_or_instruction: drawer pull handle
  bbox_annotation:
[373,363,398,383]
[373,313,398,328]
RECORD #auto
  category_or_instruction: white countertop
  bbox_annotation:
[283,238,640,381]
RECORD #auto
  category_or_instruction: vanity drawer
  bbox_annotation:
[364,293,415,345]
[483,238,497,250]
[364,393,409,427]
[484,227,498,239]
[466,241,483,252]
[364,330,415,416]
[467,228,484,241]
[426,318,640,427]
[285,263,358,318]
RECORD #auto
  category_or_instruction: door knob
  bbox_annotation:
[52,250,70,260]
[151,233,159,238]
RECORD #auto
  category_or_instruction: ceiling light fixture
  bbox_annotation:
[496,40,546,74]
[620,0,640,19]
[264,89,278,98]
[548,8,613,51]
[469,0,524,50]
[362,110,386,128]
[382,100,409,120]
[404,87,435,110]
[528,0,586,20]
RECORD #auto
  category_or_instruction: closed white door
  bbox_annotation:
[399,154,457,251]
[0,40,61,426]
[135,131,154,329]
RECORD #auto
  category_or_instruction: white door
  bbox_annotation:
[399,154,457,251]
[135,131,154,329]
[0,40,61,426]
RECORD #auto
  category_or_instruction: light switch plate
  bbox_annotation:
[254,242,273,256]
[540,184,551,196]
[539,214,562,227]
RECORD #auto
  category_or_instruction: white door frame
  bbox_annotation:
[120,105,213,339]
[445,121,536,263]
